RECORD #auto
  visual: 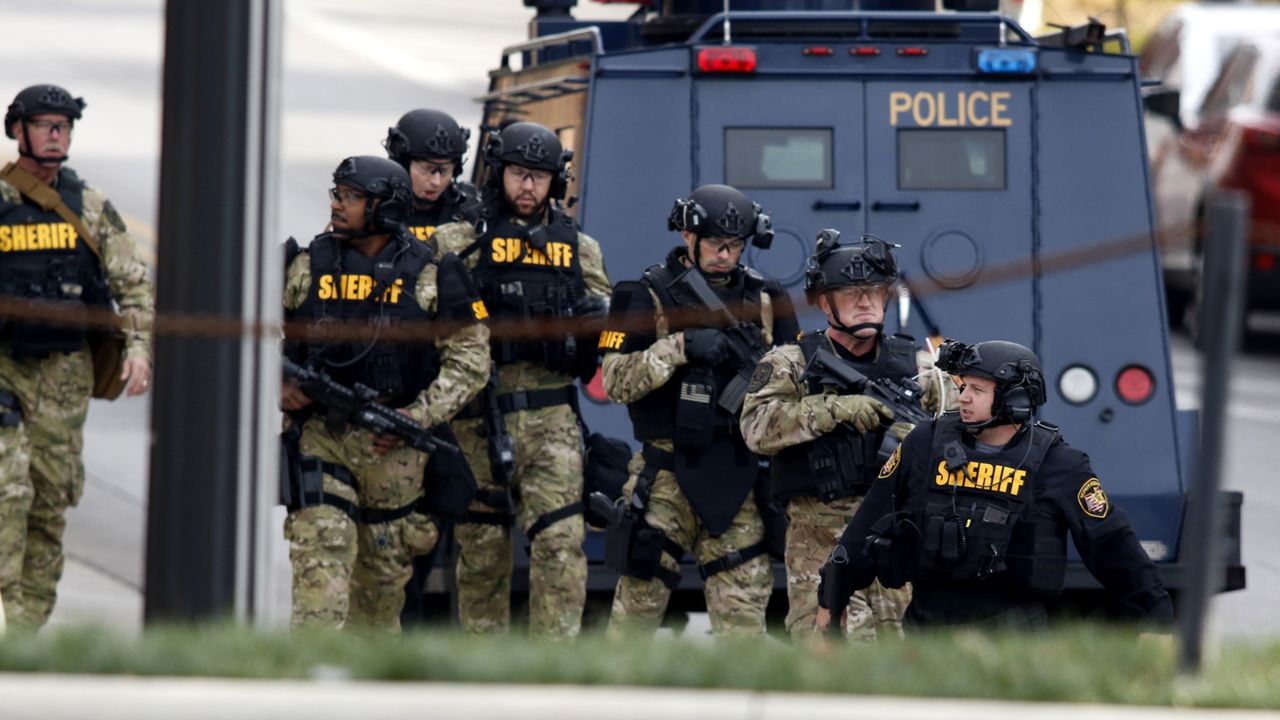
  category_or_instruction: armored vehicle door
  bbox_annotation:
[864,81,1035,340]
[694,78,865,289]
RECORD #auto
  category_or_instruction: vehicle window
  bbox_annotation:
[1266,75,1280,113]
[897,129,1005,191]
[1200,48,1259,117]
[724,128,833,189]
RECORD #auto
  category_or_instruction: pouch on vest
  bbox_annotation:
[674,366,717,449]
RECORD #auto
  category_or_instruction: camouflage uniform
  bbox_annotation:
[741,337,934,641]
[283,248,489,630]
[0,172,153,629]
[433,216,611,638]
[601,248,796,638]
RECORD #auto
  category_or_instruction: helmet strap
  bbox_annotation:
[824,291,882,337]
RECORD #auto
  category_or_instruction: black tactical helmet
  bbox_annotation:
[384,108,469,175]
[937,339,1048,424]
[804,230,900,298]
[667,184,773,249]
[483,121,572,199]
[5,84,85,139]
[332,155,413,233]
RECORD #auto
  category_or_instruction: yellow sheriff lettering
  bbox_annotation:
[933,459,1026,496]
[316,274,403,302]
[598,330,626,351]
[0,223,79,253]
[890,90,1014,127]
[409,225,437,242]
[490,237,574,268]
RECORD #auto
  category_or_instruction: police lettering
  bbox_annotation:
[889,91,1012,127]
[489,237,574,268]
[0,222,78,253]
[598,330,626,350]
[933,459,1025,496]
[408,225,438,242]
[317,274,405,303]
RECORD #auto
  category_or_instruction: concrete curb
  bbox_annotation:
[0,675,1276,720]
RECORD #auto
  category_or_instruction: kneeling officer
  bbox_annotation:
[818,339,1173,631]
[280,156,490,630]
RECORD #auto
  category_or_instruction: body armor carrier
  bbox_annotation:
[405,181,477,243]
[293,233,440,408]
[0,168,111,358]
[876,413,1067,593]
[626,258,766,443]
[467,199,589,376]
[770,331,917,503]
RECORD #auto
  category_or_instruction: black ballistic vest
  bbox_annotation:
[294,233,439,408]
[627,258,769,535]
[908,413,1067,594]
[0,168,111,358]
[771,331,918,503]
[470,201,587,374]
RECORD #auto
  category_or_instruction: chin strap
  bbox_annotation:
[824,291,882,336]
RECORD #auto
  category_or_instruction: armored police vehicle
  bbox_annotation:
[448,0,1245,623]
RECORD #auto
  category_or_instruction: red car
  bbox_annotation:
[1148,36,1280,328]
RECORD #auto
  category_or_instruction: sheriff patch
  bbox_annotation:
[746,362,773,393]
[879,443,901,479]
[1077,477,1110,519]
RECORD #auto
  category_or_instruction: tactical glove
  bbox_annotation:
[572,295,608,318]
[827,395,893,434]
[887,420,913,441]
[683,328,731,365]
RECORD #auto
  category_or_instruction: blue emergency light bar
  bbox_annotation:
[976,48,1037,74]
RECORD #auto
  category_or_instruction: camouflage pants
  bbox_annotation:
[452,402,586,638]
[285,415,439,631]
[608,454,772,638]
[785,495,911,642]
[0,346,91,630]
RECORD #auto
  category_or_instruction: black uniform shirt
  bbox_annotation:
[833,419,1174,627]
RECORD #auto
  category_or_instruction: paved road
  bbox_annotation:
[1,0,1275,639]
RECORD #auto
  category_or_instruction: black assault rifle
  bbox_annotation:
[674,268,770,415]
[283,358,460,456]
[479,367,518,518]
[803,345,931,428]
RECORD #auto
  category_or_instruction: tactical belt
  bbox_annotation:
[456,386,577,420]
[635,444,687,590]
[0,390,21,427]
[465,489,516,527]
[299,457,419,525]
[697,540,770,580]
[527,500,584,543]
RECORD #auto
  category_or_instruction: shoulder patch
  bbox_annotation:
[1077,477,1110,519]
[747,362,773,394]
[102,200,127,233]
[879,443,902,479]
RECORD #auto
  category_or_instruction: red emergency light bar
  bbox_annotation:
[803,46,835,56]
[851,47,882,56]
[897,47,929,56]
[697,47,758,73]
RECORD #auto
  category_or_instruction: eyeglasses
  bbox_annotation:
[413,161,456,178]
[505,167,553,185]
[700,237,746,255]
[328,187,367,204]
[28,119,73,134]
[834,283,890,301]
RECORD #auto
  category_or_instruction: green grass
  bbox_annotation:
[1,624,1279,709]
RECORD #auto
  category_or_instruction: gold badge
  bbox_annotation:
[471,300,490,320]
[1077,477,1110,519]
[879,443,902,479]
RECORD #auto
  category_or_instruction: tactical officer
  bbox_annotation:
[741,230,941,641]
[433,121,612,638]
[281,155,489,630]
[596,184,799,637]
[384,109,478,244]
[0,84,154,629]
[817,339,1174,631]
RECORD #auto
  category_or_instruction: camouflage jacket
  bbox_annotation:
[284,249,490,427]
[0,172,155,361]
[432,213,611,394]
[740,330,949,456]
